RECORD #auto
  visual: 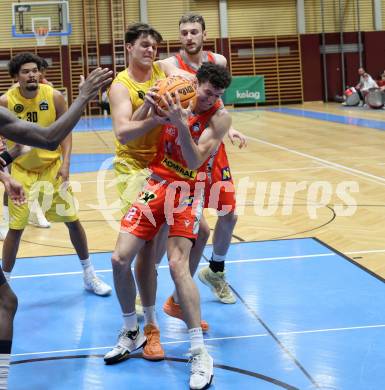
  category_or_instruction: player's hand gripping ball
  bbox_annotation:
[155,75,197,116]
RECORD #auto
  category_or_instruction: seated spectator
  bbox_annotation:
[361,73,378,93]
[355,69,378,106]
[361,73,381,109]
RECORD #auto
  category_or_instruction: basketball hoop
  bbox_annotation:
[34,27,49,46]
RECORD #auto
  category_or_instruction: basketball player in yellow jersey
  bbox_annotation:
[0,65,112,390]
[1,56,53,235]
[112,48,165,215]
[0,52,112,296]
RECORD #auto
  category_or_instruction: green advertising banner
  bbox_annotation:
[222,75,265,105]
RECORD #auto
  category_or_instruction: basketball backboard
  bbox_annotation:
[12,1,71,43]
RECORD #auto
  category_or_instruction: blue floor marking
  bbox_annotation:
[73,117,112,132]
[9,237,385,389]
[70,153,114,173]
[269,107,385,130]
[73,108,385,134]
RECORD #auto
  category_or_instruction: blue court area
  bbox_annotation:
[74,117,112,132]
[73,108,385,135]
[70,153,114,174]
[269,107,385,131]
[7,238,385,389]
[71,117,113,173]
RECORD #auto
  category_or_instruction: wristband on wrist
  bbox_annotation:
[0,151,14,167]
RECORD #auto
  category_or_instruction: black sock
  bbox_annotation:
[209,260,224,273]
[0,340,12,354]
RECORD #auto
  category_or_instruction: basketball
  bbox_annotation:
[155,75,197,115]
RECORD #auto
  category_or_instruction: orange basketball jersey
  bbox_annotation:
[174,51,216,74]
[149,100,222,183]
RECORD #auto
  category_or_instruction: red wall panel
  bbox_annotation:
[300,34,323,101]
[363,31,385,80]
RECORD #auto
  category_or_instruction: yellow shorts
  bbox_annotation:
[9,159,78,230]
[114,159,150,214]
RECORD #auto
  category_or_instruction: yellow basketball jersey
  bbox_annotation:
[6,84,61,172]
[112,63,165,169]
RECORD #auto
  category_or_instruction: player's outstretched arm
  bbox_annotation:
[157,59,194,79]
[0,67,112,149]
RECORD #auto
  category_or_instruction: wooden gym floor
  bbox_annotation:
[7,101,385,389]
[5,101,385,280]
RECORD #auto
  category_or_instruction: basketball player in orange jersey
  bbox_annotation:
[106,22,210,362]
[161,13,246,314]
[105,62,232,390]
[0,66,112,390]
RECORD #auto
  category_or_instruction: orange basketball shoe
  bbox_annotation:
[143,324,164,361]
[163,296,209,332]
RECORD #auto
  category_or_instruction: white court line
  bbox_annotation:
[78,133,384,185]
[75,166,326,183]
[247,135,385,187]
[11,270,92,279]
[12,249,385,280]
[346,249,385,255]
[217,253,336,264]
[10,253,336,279]
[10,248,385,280]
[12,323,385,358]
[231,166,326,174]
[315,161,385,187]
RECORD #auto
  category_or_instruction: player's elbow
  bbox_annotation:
[116,133,126,145]
[114,129,128,145]
[46,139,60,150]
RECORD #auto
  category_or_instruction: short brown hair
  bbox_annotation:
[196,63,231,89]
[125,22,163,45]
[179,13,205,31]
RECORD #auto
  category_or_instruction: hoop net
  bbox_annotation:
[34,27,49,46]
